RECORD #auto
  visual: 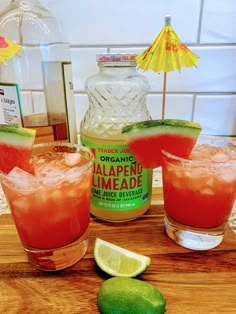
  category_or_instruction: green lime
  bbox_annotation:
[98,277,166,314]
[94,238,151,277]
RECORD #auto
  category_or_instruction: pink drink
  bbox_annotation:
[1,143,94,270]
[162,136,236,250]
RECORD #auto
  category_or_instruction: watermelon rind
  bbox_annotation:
[122,119,202,139]
[0,124,36,147]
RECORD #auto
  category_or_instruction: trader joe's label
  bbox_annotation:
[81,137,152,211]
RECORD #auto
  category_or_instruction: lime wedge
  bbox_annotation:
[94,238,151,277]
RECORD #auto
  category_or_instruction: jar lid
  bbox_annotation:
[96,53,137,63]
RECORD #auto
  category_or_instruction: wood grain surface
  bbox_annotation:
[0,188,235,314]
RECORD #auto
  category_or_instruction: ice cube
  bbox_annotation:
[205,177,215,187]
[212,152,229,162]
[41,172,65,188]
[50,189,64,202]
[3,167,39,192]
[65,167,82,183]
[12,196,31,215]
[64,153,81,167]
[34,161,67,177]
[8,167,32,177]
[219,168,236,183]
[201,188,215,195]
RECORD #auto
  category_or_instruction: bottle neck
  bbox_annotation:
[12,0,40,4]
[97,64,137,76]
[10,0,42,10]
[98,61,137,68]
[1,0,65,45]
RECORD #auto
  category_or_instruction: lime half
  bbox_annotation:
[94,238,151,277]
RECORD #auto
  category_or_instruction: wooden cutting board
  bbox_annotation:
[0,187,235,313]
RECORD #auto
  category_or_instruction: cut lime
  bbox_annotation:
[94,238,151,277]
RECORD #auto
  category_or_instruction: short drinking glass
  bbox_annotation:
[162,136,236,250]
[1,142,94,271]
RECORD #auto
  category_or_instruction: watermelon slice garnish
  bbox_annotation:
[122,119,202,168]
[0,125,36,174]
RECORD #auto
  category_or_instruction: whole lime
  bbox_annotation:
[97,277,166,314]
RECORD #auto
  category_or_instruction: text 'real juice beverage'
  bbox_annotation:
[80,53,153,222]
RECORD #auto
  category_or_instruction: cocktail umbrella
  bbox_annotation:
[136,15,199,120]
[0,36,21,64]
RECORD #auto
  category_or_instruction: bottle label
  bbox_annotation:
[81,137,152,211]
[42,61,77,143]
[0,83,22,126]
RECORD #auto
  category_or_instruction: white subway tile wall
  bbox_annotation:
[1,0,235,136]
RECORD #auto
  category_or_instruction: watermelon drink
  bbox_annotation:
[162,136,236,250]
[1,142,94,271]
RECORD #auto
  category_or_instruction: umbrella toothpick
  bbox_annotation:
[161,72,167,122]
[136,15,199,122]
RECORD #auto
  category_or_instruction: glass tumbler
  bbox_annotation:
[1,142,94,271]
[162,136,236,250]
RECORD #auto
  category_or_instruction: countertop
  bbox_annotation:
[0,187,235,313]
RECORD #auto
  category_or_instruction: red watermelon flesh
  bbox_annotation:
[0,125,36,174]
[122,119,202,169]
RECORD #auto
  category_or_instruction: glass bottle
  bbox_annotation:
[80,53,153,222]
[0,0,77,143]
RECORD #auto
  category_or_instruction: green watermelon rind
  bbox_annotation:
[0,125,36,147]
[122,119,202,139]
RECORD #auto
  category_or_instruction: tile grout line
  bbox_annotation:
[197,0,205,44]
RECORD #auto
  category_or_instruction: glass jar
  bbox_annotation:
[0,0,77,143]
[80,53,153,222]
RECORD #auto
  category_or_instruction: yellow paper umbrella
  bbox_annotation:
[136,15,199,120]
[0,36,21,64]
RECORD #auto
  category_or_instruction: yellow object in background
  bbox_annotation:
[136,15,199,72]
[136,15,199,120]
[0,36,21,64]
